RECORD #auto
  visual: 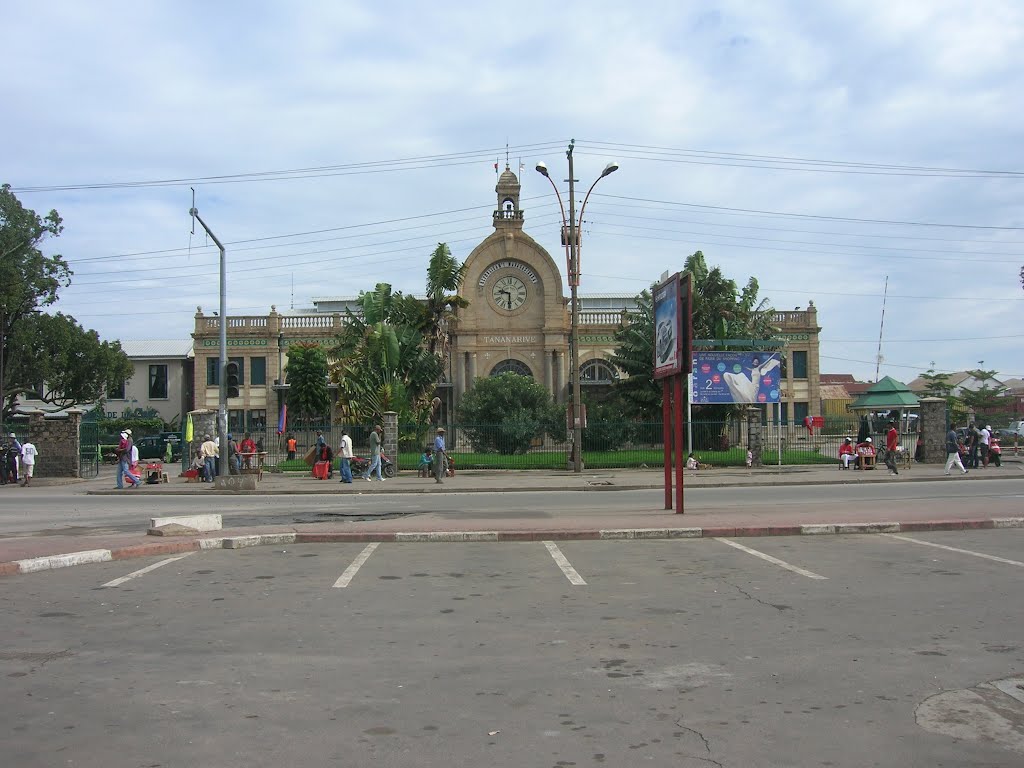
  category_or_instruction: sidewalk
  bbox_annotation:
[2,459,1021,577]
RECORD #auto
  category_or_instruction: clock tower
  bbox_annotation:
[450,166,571,406]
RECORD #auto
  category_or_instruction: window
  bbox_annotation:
[250,357,267,386]
[248,409,267,432]
[792,350,808,380]
[580,360,619,385]
[206,356,244,386]
[228,409,245,434]
[793,401,809,426]
[490,359,533,378]
[149,365,168,399]
[107,379,126,400]
[24,382,44,401]
[779,402,789,425]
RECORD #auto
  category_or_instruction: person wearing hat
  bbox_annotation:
[839,437,857,470]
[980,424,992,467]
[6,433,22,484]
[361,425,384,481]
[115,430,140,489]
[200,433,219,482]
[432,427,448,484]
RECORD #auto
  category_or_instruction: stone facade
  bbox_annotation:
[24,408,83,478]
[918,397,948,464]
[189,167,823,424]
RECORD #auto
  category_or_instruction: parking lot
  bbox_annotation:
[3,529,1024,767]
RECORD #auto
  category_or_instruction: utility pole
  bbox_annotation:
[189,207,228,462]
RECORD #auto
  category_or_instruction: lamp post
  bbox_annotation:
[536,140,619,472]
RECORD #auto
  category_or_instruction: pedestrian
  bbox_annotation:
[884,420,900,476]
[7,432,22,484]
[979,425,991,468]
[115,430,140,489]
[362,425,385,481]
[286,433,297,461]
[338,427,354,483]
[200,433,219,482]
[20,439,37,486]
[966,422,981,468]
[856,416,870,445]
[944,423,969,475]
[227,433,241,474]
[432,427,447,484]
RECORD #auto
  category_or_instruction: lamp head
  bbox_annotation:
[601,161,620,178]
[535,161,550,178]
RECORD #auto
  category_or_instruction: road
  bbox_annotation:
[2,528,1024,766]
[1,478,1023,536]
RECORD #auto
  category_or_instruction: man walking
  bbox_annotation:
[7,432,22,484]
[884,420,900,476]
[433,427,448,484]
[945,423,969,475]
[338,427,354,484]
[361,425,384,481]
[20,439,37,486]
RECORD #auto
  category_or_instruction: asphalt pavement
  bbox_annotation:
[1,456,1022,576]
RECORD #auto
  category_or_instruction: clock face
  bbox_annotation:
[491,275,528,310]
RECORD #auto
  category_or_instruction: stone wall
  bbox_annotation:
[187,409,218,463]
[918,397,947,464]
[26,409,83,478]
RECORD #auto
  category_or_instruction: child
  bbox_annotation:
[685,452,699,471]
[419,447,433,478]
[745,449,753,468]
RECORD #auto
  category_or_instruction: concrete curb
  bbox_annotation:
[4,517,1023,577]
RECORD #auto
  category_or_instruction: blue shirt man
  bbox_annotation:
[432,427,447,484]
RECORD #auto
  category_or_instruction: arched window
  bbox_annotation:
[491,359,533,378]
[580,359,619,385]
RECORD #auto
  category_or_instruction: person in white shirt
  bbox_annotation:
[20,440,38,487]
[338,427,354,484]
[980,425,992,467]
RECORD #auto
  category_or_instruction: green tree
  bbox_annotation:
[285,343,331,426]
[0,184,71,418]
[917,367,954,398]
[330,283,441,424]
[421,242,468,359]
[958,369,1010,422]
[458,373,564,454]
[7,312,132,410]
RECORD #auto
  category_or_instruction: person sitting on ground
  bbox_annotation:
[419,447,433,478]
[685,452,699,470]
[839,437,857,469]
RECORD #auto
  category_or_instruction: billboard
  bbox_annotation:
[691,351,782,404]
[653,272,692,379]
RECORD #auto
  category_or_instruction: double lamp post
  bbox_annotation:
[536,140,618,473]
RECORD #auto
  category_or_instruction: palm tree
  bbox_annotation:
[422,243,468,360]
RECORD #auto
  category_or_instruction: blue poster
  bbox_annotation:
[692,352,782,404]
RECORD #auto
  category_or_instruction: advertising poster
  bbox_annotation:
[653,272,691,379]
[691,351,782,404]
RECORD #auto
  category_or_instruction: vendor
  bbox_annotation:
[839,437,857,469]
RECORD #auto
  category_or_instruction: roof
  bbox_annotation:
[820,384,853,400]
[849,376,920,410]
[118,340,193,359]
[907,371,974,392]
[821,374,857,384]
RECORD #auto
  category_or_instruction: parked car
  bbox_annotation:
[135,435,182,462]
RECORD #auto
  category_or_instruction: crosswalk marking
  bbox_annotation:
[333,543,379,588]
[714,538,828,580]
[102,553,195,587]
[543,541,587,585]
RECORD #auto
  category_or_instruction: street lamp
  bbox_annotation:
[536,140,619,472]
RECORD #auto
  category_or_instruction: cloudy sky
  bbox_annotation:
[5,0,1023,384]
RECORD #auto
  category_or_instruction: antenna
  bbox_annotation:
[875,275,888,382]
[505,140,510,169]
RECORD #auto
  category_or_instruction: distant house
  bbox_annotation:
[906,371,1004,398]
[105,340,194,426]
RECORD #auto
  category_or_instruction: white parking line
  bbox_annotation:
[332,543,379,588]
[101,552,195,587]
[881,534,1024,567]
[713,538,828,580]
[543,541,587,585]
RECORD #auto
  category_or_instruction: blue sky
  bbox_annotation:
[4,0,1023,384]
